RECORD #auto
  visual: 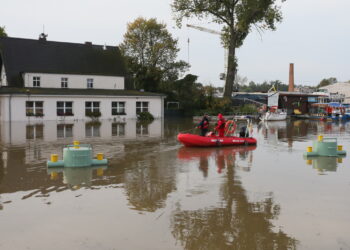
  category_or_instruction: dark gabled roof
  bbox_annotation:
[0,87,165,97]
[0,37,127,87]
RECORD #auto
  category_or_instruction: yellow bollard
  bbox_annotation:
[51,154,58,162]
[318,135,323,142]
[97,168,104,176]
[50,172,58,180]
[337,158,343,164]
[306,159,313,165]
[307,146,313,153]
[73,140,80,149]
[97,153,104,160]
[338,145,343,151]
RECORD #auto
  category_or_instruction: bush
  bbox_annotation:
[137,111,154,122]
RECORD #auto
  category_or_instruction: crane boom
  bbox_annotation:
[186,24,222,35]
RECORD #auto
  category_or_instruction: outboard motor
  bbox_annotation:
[239,126,249,138]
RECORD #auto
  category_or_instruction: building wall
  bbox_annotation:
[0,95,164,121]
[0,64,7,86]
[23,72,124,90]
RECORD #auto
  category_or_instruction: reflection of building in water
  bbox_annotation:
[305,156,344,173]
[0,119,163,145]
[172,147,297,250]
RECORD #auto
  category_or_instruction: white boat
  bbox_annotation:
[260,110,287,121]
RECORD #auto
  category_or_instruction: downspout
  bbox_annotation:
[8,94,12,143]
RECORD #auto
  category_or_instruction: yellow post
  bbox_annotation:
[318,135,323,142]
[97,153,104,160]
[307,146,313,153]
[97,168,104,176]
[337,158,343,164]
[338,145,343,151]
[306,159,313,165]
[51,154,58,162]
[73,140,80,149]
[50,172,58,180]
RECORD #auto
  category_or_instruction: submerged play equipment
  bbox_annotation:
[303,135,346,157]
[47,141,108,168]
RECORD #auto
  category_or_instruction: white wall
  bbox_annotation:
[23,72,124,90]
[0,94,164,121]
[0,64,7,86]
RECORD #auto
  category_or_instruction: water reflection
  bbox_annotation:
[173,146,297,249]
[47,166,107,189]
[305,156,345,174]
[0,119,163,145]
[178,146,256,177]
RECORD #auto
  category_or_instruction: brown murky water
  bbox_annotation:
[0,119,350,250]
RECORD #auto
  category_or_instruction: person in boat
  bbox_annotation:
[197,114,209,136]
[239,126,249,138]
[215,113,226,137]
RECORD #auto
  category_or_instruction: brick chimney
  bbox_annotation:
[288,63,294,92]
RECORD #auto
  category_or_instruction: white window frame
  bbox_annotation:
[26,101,44,116]
[85,101,100,116]
[136,101,149,113]
[112,101,126,115]
[61,77,68,88]
[57,101,73,116]
[87,78,94,89]
[33,76,40,87]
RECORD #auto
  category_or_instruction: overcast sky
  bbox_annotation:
[1,0,349,87]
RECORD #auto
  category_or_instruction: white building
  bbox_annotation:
[0,36,165,121]
[319,82,350,104]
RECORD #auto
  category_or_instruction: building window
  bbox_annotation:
[61,77,68,88]
[136,101,149,113]
[112,123,125,136]
[112,102,126,115]
[57,124,73,138]
[57,101,73,116]
[33,76,40,87]
[26,101,44,116]
[87,78,94,89]
[85,101,100,116]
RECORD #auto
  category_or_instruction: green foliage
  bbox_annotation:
[317,77,337,88]
[172,0,285,98]
[239,80,288,92]
[137,111,154,122]
[120,17,189,92]
[0,26,7,37]
[86,111,101,119]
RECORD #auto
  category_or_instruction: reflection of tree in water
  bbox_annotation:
[171,154,297,250]
[123,142,177,212]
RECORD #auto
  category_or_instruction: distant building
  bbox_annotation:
[0,36,165,121]
[319,82,350,104]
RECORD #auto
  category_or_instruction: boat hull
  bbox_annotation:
[177,133,257,147]
[261,111,287,121]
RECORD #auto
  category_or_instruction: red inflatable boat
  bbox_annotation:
[177,133,257,147]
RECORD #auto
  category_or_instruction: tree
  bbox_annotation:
[172,0,285,98]
[0,26,7,37]
[317,77,337,88]
[120,17,188,92]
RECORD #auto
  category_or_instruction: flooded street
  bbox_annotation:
[0,118,350,250]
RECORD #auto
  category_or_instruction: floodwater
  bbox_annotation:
[0,118,350,250]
